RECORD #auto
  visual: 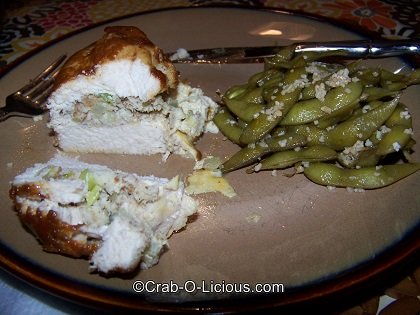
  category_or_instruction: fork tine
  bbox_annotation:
[18,54,66,95]
[24,66,61,104]
[32,82,57,107]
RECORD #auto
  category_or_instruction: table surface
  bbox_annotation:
[0,1,419,314]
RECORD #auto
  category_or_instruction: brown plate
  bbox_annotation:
[0,6,419,313]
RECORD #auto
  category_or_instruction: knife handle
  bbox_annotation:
[295,39,420,58]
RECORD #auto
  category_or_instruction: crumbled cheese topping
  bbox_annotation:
[315,82,327,101]
[281,76,309,95]
[254,163,262,172]
[400,110,411,120]
[343,140,365,155]
[362,105,371,113]
[404,128,413,135]
[365,139,373,147]
[169,48,191,61]
[278,139,288,147]
[392,142,401,152]
[305,62,330,83]
[325,68,351,88]
[375,125,391,140]
[258,140,269,148]
[320,106,332,114]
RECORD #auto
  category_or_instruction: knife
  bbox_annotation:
[167,39,420,64]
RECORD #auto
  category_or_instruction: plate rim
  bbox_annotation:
[0,4,419,312]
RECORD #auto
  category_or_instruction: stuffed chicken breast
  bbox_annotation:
[47,26,218,159]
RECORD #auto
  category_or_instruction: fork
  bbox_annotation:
[1,55,67,122]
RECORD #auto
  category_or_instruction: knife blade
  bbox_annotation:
[167,39,420,64]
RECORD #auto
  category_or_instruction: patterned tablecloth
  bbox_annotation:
[1,1,419,314]
[1,0,420,70]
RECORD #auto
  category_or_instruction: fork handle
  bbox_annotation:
[0,108,11,122]
[0,106,42,122]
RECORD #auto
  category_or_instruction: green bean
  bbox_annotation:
[267,133,308,151]
[347,60,362,74]
[338,146,380,168]
[222,133,307,173]
[407,68,420,84]
[351,100,383,117]
[239,67,307,144]
[287,124,330,146]
[265,54,306,70]
[355,68,381,86]
[381,81,407,91]
[304,162,420,189]
[213,110,244,145]
[380,69,406,82]
[222,144,268,173]
[254,145,337,171]
[385,103,412,128]
[362,87,399,101]
[280,81,363,125]
[376,125,412,156]
[224,98,264,122]
[266,46,295,63]
[239,87,264,104]
[239,90,300,144]
[248,69,282,87]
[327,95,400,149]
[317,99,360,129]
[216,44,419,189]
[224,84,248,100]
[267,50,348,70]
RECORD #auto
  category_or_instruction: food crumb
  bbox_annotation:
[169,48,190,61]
[254,163,262,172]
[245,213,261,224]
[33,115,43,122]
[185,169,236,198]
[346,187,365,193]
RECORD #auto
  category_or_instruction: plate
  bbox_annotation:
[0,6,419,312]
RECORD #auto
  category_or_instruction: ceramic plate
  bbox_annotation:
[0,6,419,312]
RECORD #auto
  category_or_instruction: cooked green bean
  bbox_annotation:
[338,146,380,168]
[327,95,400,149]
[280,81,363,125]
[238,91,299,144]
[222,133,307,173]
[224,98,264,122]
[355,68,381,86]
[215,44,419,190]
[239,67,307,144]
[362,87,399,101]
[304,162,420,189]
[316,99,360,129]
[287,124,330,146]
[213,110,244,145]
[264,45,295,70]
[385,103,412,128]
[253,145,337,171]
[224,84,248,100]
[376,125,412,156]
